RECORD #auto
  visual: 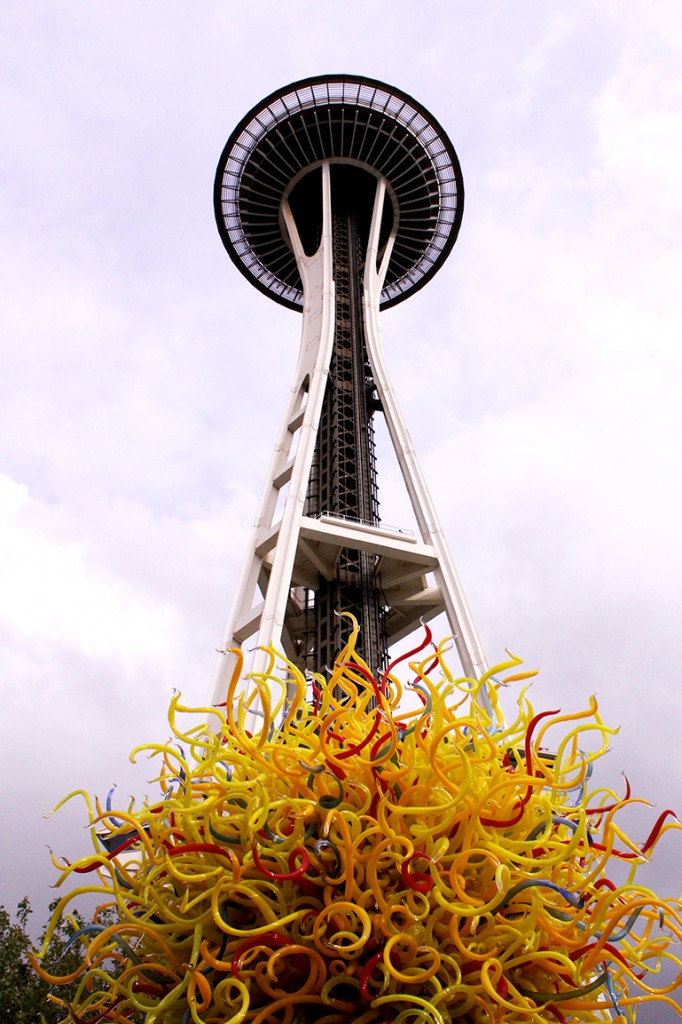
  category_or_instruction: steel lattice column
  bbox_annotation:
[305,192,387,676]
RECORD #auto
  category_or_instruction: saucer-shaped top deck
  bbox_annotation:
[214,75,464,310]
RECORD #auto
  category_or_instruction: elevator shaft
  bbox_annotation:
[305,202,388,676]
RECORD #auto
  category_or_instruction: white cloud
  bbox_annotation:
[0,475,178,662]
[595,6,682,221]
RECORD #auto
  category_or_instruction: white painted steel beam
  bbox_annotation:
[209,161,336,706]
[362,179,488,683]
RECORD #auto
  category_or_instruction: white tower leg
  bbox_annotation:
[209,162,336,705]
[362,179,488,681]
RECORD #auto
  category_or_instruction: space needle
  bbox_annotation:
[210,75,487,703]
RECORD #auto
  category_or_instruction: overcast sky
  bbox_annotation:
[3,3,682,1015]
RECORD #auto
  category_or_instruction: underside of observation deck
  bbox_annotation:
[214,75,464,310]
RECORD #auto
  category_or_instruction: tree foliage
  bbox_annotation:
[0,897,87,1023]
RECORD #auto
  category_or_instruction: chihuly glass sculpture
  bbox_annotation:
[34,620,682,1022]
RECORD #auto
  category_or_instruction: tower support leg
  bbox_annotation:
[362,179,488,682]
[209,162,336,703]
